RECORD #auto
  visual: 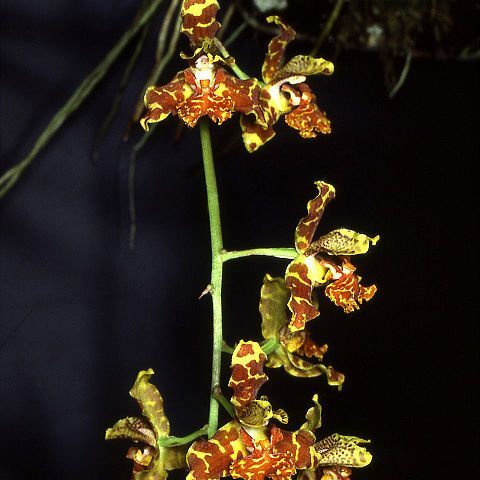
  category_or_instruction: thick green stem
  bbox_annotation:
[199,119,224,438]
[222,248,297,262]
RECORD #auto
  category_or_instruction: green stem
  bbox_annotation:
[261,338,280,355]
[199,119,224,438]
[157,425,208,447]
[212,387,235,418]
[222,248,297,262]
[214,39,250,80]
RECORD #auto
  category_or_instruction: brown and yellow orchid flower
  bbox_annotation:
[105,369,186,480]
[259,274,345,389]
[141,0,264,130]
[187,343,371,480]
[230,425,297,480]
[286,181,379,332]
[187,340,288,480]
[241,16,334,152]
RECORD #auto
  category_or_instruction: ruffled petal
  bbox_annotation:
[284,85,331,139]
[230,426,297,480]
[140,73,193,131]
[295,181,336,254]
[222,75,265,121]
[275,428,317,470]
[181,0,220,47]
[142,63,263,129]
[262,16,296,84]
[322,259,377,313]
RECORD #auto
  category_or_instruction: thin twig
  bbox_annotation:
[216,3,236,41]
[126,8,183,248]
[389,49,412,98]
[223,21,247,47]
[92,24,150,162]
[127,125,158,250]
[0,0,165,200]
[310,0,345,56]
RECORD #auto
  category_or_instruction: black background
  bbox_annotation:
[1,1,478,479]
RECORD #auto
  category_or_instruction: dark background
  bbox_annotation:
[1,1,478,479]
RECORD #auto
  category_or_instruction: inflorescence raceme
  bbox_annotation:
[106,2,379,480]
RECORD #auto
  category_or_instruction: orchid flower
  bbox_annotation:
[105,369,186,480]
[285,181,379,332]
[140,0,264,130]
[241,16,334,152]
[186,341,371,480]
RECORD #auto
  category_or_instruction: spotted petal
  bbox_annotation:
[322,259,377,313]
[305,229,379,257]
[262,16,296,84]
[285,255,330,331]
[284,85,331,139]
[229,341,268,408]
[142,65,263,129]
[313,434,372,468]
[141,72,193,131]
[187,420,247,480]
[295,181,336,254]
[230,426,297,480]
[240,110,276,153]
[181,0,221,47]
[275,55,334,82]
[275,428,318,470]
